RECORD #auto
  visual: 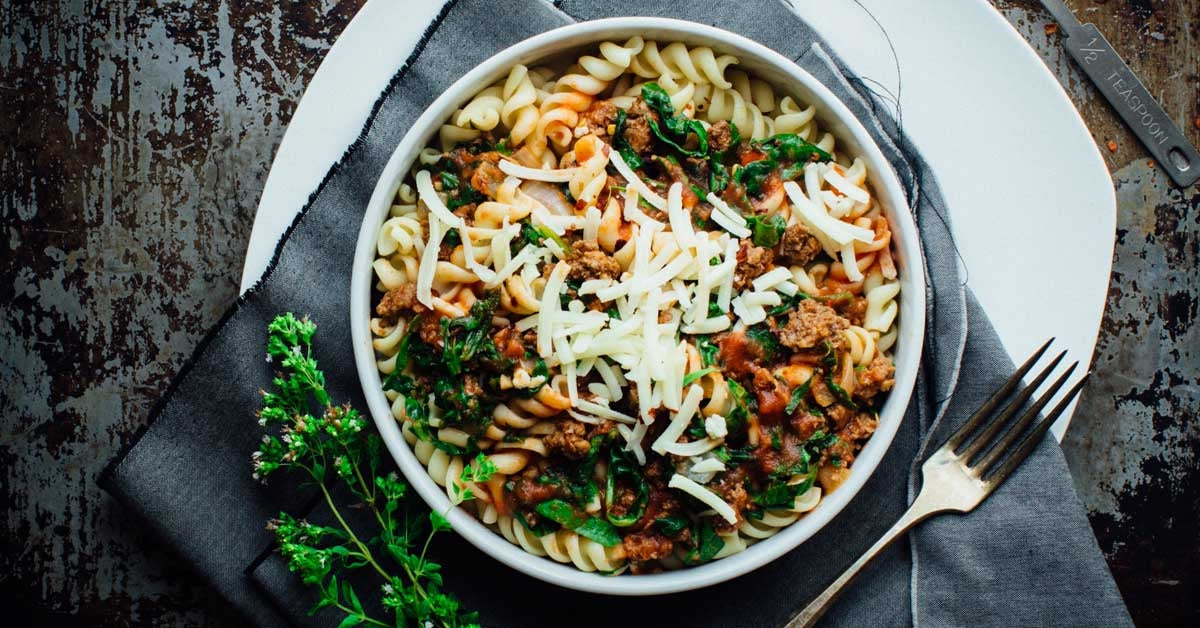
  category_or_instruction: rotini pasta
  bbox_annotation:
[370,39,901,575]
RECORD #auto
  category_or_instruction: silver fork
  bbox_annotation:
[785,339,1089,628]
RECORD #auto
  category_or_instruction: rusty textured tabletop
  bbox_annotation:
[1,1,1196,626]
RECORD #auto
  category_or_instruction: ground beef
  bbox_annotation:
[777,299,849,351]
[565,239,622,281]
[452,201,476,225]
[469,156,505,197]
[708,120,734,153]
[683,156,710,184]
[841,411,878,442]
[492,325,527,360]
[733,240,775,291]
[463,374,484,397]
[832,296,868,327]
[777,223,822,266]
[854,354,895,400]
[717,330,763,379]
[825,403,855,431]
[375,284,423,323]
[653,156,698,208]
[624,115,654,155]
[709,467,749,531]
[790,412,825,439]
[581,100,618,138]
[825,411,878,466]
[623,531,674,566]
[511,464,561,506]
[414,313,443,347]
[586,420,617,440]
[752,366,789,421]
[543,420,591,460]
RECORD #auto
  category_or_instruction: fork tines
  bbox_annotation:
[942,338,1090,486]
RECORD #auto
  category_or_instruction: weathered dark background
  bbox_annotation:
[1,0,1196,626]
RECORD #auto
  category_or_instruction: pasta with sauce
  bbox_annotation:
[370,39,901,575]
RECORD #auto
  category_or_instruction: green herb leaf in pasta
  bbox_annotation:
[611,109,644,169]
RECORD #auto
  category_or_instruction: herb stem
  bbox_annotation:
[318,481,391,582]
[331,602,388,628]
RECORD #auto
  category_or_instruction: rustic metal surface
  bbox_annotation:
[0,0,1195,625]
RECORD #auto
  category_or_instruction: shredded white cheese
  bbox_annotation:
[415,170,465,229]
[497,159,580,182]
[668,474,739,524]
[609,149,666,210]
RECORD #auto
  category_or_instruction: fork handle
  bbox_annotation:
[784,491,943,628]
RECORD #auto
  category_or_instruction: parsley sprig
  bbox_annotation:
[254,313,493,628]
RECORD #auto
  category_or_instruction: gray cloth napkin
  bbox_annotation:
[100,0,1133,626]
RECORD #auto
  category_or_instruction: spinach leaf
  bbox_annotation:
[535,499,587,529]
[714,445,755,463]
[735,159,776,195]
[756,133,832,164]
[709,161,731,193]
[743,213,787,248]
[805,430,839,460]
[653,515,691,537]
[440,292,501,377]
[515,509,558,537]
[696,336,721,368]
[683,521,725,565]
[785,376,814,415]
[768,292,811,317]
[642,83,709,158]
[519,221,571,253]
[744,325,781,362]
[605,447,649,527]
[753,473,815,509]
[827,374,858,410]
[439,167,484,210]
[682,367,718,388]
[725,379,753,434]
[612,109,644,170]
[575,518,622,547]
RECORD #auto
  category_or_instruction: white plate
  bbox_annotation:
[241,0,1114,440]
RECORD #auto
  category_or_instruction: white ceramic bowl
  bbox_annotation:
[351,17,925,595]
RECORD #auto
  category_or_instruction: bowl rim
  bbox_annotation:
[350,16,926,596]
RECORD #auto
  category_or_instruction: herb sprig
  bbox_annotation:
[255,313,492,628]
